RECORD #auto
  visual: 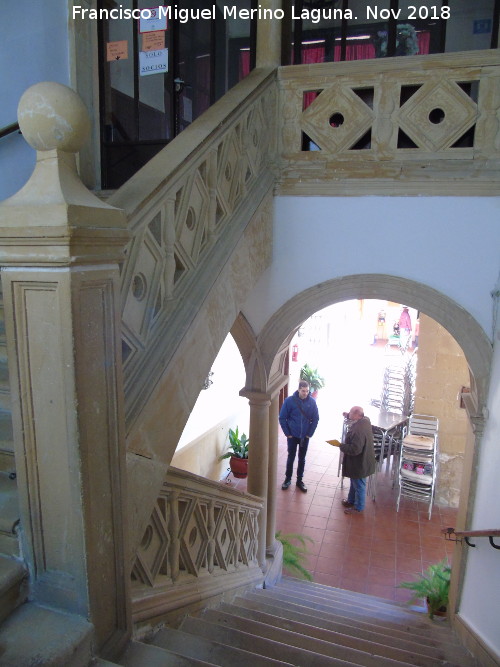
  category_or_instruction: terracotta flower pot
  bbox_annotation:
[230,456,248,478]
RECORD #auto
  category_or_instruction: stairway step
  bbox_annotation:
[119,639,219,666]
[252,587,450,640]
[0,601,93,666]
[223,600,475,667]
[234,594,460,654]
[242,591,457,648]
[180,615,360,666]
[152,626,296,666]
[202,606,419,667]
[281,577,408,609]
[0,555,27,624]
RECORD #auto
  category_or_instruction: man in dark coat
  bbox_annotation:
[279,380,319,492]
[340,406,376,513]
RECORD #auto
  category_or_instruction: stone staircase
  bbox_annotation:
[95,578,476,667]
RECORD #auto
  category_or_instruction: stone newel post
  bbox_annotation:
[0,82,130,655]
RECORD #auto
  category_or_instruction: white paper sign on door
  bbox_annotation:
[139,48,168,76]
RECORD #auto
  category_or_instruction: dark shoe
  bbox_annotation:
[341,499,354,507]
[296,480,307,493]
[282,479,291,490]
[344,507,362,515]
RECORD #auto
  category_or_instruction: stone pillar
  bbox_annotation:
[266,394,279,551]
[256,0,282,68]
[0,83,130,656]
[244,391,271,569]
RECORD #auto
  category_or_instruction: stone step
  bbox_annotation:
[152,625,297,666]
[0,602,93,667]
[0,555,27,625]
[179,615,361,666]
[222,600,474,667]
[242,590,456,648]
[119,639,220,666]
[280,576,409,609]
[250,587,452,640]
[201,606,419,667]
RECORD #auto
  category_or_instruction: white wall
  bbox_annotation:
[459,332,500,657]
[177,333,248,450]
[0,1,70,200]
[242,196,500,340]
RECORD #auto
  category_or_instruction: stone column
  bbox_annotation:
[0,83,130,656]
[266,394,279,551]
[244,391,271,569]
[256,0,282,68]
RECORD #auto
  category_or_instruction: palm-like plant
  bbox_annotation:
[276,531,314,581]
[218,427,249,460]
[299,363,325,393]
[398,559,451,619]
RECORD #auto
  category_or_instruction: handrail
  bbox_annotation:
[442,527,500,549]
[0,122,20,140]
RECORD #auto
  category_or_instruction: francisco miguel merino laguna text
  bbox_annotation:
[72,5,452,23]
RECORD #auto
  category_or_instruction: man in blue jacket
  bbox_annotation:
[279,380,319,492]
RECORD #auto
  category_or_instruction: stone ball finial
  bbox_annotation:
[17,81,90,153]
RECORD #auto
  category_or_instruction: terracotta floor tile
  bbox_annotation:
[304,514,330,530]
[315,555,344,576]
[322,529,349,546]
[310,494,336,508]
[347,533,372,550]
[396,556,422,576]
[314,572,341,587]
[365,582,396,601]
[371,538,396,556]
[370,551,395,570]
[368,565,396,586]
[318,541,346,560]
[343,546,371,566]
[340,575,367,594]
[307,504,332,519]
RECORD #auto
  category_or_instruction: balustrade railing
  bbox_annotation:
[109,68,277,429]
[277,50,500,195]
[131,467,263,622]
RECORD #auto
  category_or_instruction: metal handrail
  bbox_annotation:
[0,122,21,140]
[442,527,500,549]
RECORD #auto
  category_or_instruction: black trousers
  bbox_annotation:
[285,436,309,481]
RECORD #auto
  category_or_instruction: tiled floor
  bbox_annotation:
[230,431,457,604]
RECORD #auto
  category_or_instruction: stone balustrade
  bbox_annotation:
[131,466,263,624]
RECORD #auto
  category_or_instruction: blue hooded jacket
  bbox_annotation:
[279,390,319,439]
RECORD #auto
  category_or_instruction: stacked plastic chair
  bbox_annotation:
[396,414,439,519]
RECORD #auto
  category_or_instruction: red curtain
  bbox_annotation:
[417,31,430,54]
[239,50,251,80]
[334,43,376,61]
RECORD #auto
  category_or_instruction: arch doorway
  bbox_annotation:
[236,274,492,605]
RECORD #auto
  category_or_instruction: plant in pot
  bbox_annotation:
[276,531,314,581]
[218,427,249,478]
[299,363,325,398]
[398,558,451,619]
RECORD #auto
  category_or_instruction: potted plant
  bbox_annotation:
[299,363,325,398]
[218,426,249,478]
[276,531,314,581]
[398,559,451,619]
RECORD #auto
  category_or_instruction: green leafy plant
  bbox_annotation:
[398,558,451,619]
[299,363,325,393]
[276,531,314,581]
[218,427,249,460]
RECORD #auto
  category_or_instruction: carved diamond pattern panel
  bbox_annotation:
[300,83,373,153]
[238,508,257,566]
[175,169,210,267]
[217,128,242,214]
[132,502,169,586]
[397,79,477,151]
[244,103,266,182]
[214,505,237,570]
[179,499,210,576]
[122,229,164,342]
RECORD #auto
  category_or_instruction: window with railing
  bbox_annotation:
[284,0,499,66]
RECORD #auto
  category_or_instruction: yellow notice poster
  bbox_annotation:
[142,31,165,52]
[107,40,128,61]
